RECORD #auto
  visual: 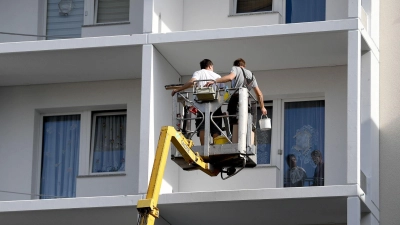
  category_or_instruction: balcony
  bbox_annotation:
[152,0,353,33]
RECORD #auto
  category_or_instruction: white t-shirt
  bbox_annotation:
[192,69,224,88]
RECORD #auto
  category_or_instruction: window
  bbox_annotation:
[283,100,325,187]
[95,0,130,23]
[286,0,326,23]
[256,103,273,165]
[236,0,273,14]
[40,115,80,199]
[90,111,127,173]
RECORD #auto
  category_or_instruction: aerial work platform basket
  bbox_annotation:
[137,83,262,225]
[166,81,259,179]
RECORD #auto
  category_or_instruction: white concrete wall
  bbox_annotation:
[182,0,280,31]
[360,50,380,208]
[178,66,347,192]
[152,47,181,193]
[82,0,144,37]
[179,167,279,192]
[0,0,43,43]
[326,0,349,21]
[152,0,183,33]
[380,0,400,224]
[0,80,141,200]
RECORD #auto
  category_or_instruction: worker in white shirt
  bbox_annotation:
[171,59,224,145]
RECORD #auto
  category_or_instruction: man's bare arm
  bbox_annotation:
[206,72,236,86]
[171,78,197,96]
[253,86,267,115]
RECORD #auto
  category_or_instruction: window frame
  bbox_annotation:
[279,97,326,187]
[33,108,128,199]
[94,0,130,25]
[255,101,274,167]
[33,111,84,199]
[83,0,131,26]
[89,110,127,175]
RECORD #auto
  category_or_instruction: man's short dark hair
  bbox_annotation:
[233,58,246,67]
[286,154,296,166]
[311,150,322,157]
[200,59,213,69]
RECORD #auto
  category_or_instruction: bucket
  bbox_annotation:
[259,115,271,130]
[214,135,229,145]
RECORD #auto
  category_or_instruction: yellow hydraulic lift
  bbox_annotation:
[137,86,259,225]
[136,126,220,225]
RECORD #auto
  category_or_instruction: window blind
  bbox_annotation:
[97,0,129,23]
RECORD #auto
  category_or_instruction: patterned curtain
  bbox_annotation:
[92,114,126,173]
[40,115,80,199]
[286,0,326,23]
[283,100,325,187]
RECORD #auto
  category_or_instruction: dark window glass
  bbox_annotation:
[286,0,326,23]
[237,0,273,13]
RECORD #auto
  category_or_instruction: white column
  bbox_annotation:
[370,0,379,46]
[370,50,380,208]
[360,51,371,191]
[143,0,154,33]
[348,197,361,225]
[138,44,155,194]
[349,0,362,18]
[347,30,361,185]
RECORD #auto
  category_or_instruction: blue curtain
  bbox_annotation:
[286,0,326,23]
[40,115,80,199]
[92,114,126,173]
[256,106,273,164]
[283,100,325,187]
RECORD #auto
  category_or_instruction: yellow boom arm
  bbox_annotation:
[137,126,219,225]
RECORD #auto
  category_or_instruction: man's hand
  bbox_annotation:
[261,107,267,116]
[205,81,215,87]
[171,89,178,96]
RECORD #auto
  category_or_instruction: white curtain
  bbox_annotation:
[41,115,80,199]
[92,114,126,173]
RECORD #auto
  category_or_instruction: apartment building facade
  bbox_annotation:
[0,0,386,224]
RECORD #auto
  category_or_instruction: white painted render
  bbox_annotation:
[0,80,142,200]
[326,0,349,21]
[182,0,280,31]
[348,196,361,225]
[360,50,380,208]
[152,0,184,33]
[176,0,350,31]
[347,30,361,186]
[0,0,42,43]
[0,185,359,225]
[177,66,348,192]
[150,46,182,194]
